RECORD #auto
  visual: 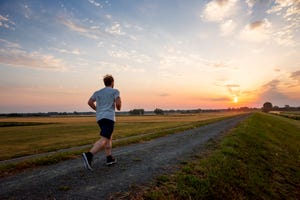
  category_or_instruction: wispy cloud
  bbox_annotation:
[267,0,299,14]
[59,17,99,40]
[0,39,21,48]
[210,97,231,101]
[290,70,300,83]
[267,0,300,46]
[97,61,145,73]
[225,83,240,100]
[245,0,255,14]
[0,48,67,71]
[88,0,103,8]
[0,14,15,30]
[158,93,170,97]
[59,16,135,40]
[258,79,292,105]
[159,46,238,77]
[51,47,83,55]
[105,22,125,35]
[255,70,300,106]
[108,49,151,63]
[87,0,110,8]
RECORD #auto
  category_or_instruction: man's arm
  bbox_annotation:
[88,98,96,111]
[115,96,121,111]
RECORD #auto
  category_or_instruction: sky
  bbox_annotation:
[0,0,299,113]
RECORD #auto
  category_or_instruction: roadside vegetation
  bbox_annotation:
[0,112,243,177]
[130,112,300,199]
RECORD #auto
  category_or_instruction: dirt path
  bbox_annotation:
[0,114,250,200]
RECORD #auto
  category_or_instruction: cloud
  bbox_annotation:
[158,47,210,77]
[245,0,255,9]
[256,75,300,106]
[226,84,240,97]
[267,0,300,46]
[59,17,99,39]
[88,0,104,8]
[226,84,240,88]
[51,47,83,55]
[0,15,9,21]
[159,46,237,77]
[273,21,299,46]
[207,59,238,70]
[0,39,21,48]
[59,16,130,40]
[108,50,151,63]
[274,67,281,72]
[267,0,299,14]
[88,0,111,8]
[0,47,67,71]
[220,19,236,36]
[105,22,125,35]
[158,93,170,97]
[0,14,15,30]
[97,61,145,73]
[290,70,300,82]
[210,97,231,101]
[240,19,272,42]
[258,79,295,105]
[249,21,265,29]
[202,0,238,22]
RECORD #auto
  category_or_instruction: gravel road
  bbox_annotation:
[0,114,250,200]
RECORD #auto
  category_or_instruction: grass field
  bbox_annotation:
[133,112,300,199]
[0,112,242,161]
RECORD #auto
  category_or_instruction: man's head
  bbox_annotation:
[103,74,114,87]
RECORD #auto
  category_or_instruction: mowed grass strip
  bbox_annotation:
[0,122,57,127]
[135,112,300,200]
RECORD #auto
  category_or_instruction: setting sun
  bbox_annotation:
[233,96,238,103]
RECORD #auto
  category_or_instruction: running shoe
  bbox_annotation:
[82,152,93,171]
[106,155,117,166]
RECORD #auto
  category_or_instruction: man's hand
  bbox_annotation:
[88,98,96,111]
[115,97,121,111]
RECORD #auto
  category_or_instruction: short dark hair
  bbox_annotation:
[103,74,114,86]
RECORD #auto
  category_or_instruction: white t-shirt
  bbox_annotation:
[90,87,120,122]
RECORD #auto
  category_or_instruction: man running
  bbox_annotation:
[82,74,121,171]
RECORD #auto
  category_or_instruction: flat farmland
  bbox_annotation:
[0,112,242,161]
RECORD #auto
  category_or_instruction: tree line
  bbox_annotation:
[262,102,300,113]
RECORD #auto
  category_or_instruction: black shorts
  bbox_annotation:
[97,118,115,139]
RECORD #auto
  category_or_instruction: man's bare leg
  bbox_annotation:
[90,138,108,155]
[105,139,112,156]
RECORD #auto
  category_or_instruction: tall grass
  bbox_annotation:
[0,112,243,177]
[0,112,241,160]
[136,112,300,199]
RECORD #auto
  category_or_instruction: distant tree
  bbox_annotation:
[262,102,273,113]
[284,105,290,111]
[129,109,144,115]
[154,108,164,115]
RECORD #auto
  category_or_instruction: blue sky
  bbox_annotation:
[0,0,299,113]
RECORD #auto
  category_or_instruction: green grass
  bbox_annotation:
[135,112,300,200]
[0,113,241,160]
[0,112,243,177]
